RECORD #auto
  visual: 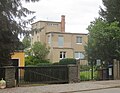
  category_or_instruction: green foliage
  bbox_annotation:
[36,63,52,66]
[25,42,50,66]
[80,71,92,81]
[80,71,98,81]
[25,56,51,66]
[32,42,50,60]
[0,0,40,66]
[80,65,91,71]
[25,56,35,66]
[52,62,59,65]
[100,0,120,24]
[59,58,77,65]
[86,18,120,63]
[22,36,31,49]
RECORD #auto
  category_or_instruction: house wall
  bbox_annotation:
[45,32,88,63]
[31,21,61,45]
[31,16,88,64]
[51,48,73,63]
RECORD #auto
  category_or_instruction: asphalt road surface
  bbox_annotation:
[74,88,120,93]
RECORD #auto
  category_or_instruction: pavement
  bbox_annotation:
[0,80,120,93]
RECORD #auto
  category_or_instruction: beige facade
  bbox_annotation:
[31,15,88,64]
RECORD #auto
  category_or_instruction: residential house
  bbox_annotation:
[31,15,88,64]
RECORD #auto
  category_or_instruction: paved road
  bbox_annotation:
[1,80,120,93]
[74,88,120,93]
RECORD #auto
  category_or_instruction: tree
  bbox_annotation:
[32,42,50,60]
[100,0,120,24]
[86,18,120,64]
[0,0,39,66]
[25,42,50,66]
[22,35,31,49]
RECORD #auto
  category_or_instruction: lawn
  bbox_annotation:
[80,70,98,81]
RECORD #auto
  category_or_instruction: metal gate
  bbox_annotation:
[15,66,69,86]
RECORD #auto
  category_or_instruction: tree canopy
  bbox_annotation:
[25,42,50,66]
[22,35,31,49]
[86,18,120,63]
[100,0,120,24]
[85,0,120,65]
[0,0,39,66]
[32,42,50,60]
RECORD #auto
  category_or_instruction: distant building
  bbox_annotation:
[31,15,88,64]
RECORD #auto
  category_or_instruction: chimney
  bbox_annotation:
[61,15,65,32]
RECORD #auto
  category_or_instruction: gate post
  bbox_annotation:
[76,60,80,81]
[68,64,80,83]
[113,59,120,80]
[4,66,16,88]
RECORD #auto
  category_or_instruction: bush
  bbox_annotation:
[52,62,59,65]
[25,56,51,66]
[36,63,52,66]
[80,65,91,71]
[59,58,77,65]
[25,56,35,66]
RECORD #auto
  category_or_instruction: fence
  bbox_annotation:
[0,67,5,80]
[80,65,114,81]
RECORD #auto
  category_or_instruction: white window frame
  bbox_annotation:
[74,52,85,59]
[76,36,82,44]
[60,51,66,59]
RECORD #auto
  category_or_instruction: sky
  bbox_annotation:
[22,0,103,34]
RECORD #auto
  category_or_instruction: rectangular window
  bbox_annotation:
[74,52,85,59]
[58,35,64,47]
[60,52,66,59]
[76,36,82,44]
[37,36,39,41]
[48,35,51,44]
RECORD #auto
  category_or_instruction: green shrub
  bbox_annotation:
[36,63,52,66]
[25,56,51,66]
[52,62,59,65]
[80,65,91,71]
[25,56,35,66]
[59,58,77,65]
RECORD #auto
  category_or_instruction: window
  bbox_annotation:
[58,35,64,47]
[35,31,37,34]
[60,52,66,59]
[76,36,82,44]
[48,35,51,44]
[74,52,84,59]
[37,36,39,41]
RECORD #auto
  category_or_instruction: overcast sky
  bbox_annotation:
[23,0,103,33]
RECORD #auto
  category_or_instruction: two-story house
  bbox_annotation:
[31,15,88,64]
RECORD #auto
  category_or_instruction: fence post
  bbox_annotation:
[68,65,79,83]
[4,66,16,88]
[113,59,120,80]
[76,60,80,81]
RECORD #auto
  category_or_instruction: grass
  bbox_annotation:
[80,70,98,81]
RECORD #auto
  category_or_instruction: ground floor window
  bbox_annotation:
[74,52,85,59]
[60,51,66,59]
